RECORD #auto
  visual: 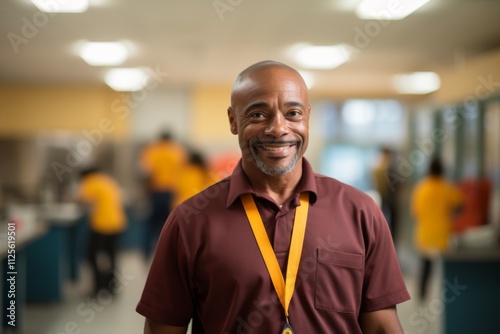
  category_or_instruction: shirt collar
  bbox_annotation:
[226,158,318,208]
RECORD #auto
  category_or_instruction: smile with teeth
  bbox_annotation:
[260,144,294,151]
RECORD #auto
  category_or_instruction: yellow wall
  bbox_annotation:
[189,85,235,146]
[0,85,130,138]
[436,47,500,104]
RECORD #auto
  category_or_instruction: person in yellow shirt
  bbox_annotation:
[140,132,188,259]
[78,167,127,296]
[411,158,463,300]
[173,150,217,207]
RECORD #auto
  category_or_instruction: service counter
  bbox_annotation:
[442,247,500,333]
[26,203,86,301]
[1,203,84,332]
[1,202,144,332]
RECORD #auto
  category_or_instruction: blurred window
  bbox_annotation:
[341,99,406,145]
[441,106,457,180]
[319,145,378,192]
[316,99,406,191]
[462,102,480,178]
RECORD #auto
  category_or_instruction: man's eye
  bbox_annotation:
[288,110,301,117]
[250,112,265,118]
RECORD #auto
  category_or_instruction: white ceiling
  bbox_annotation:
[1,0,500,96]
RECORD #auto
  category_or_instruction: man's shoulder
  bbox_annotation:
[199,177,231,197]
[313,172,357,193]
[313,172,376,206]
[174,178,230,211]
[168,178,234,232]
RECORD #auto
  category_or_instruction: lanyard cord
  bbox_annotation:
[241,192,310,317]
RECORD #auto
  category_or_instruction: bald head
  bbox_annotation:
[231,60,307,105]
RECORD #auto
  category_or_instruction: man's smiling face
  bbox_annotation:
[228,65,310,177]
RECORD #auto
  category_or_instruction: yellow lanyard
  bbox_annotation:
[241,192,310,318]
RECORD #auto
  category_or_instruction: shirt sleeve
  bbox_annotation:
[360,200,411,312]
[136,211,194,326]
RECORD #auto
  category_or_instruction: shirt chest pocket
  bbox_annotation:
[315,249,364,313]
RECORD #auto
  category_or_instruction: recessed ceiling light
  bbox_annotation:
[30,0,89,13]
[392,72,440,94]
[105,68,149,92]
[80,42,128,66]
[356,0,431,20]
[292,44,352,70]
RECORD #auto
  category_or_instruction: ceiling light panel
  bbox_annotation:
[292,44,352,70]
[105,68,149,92]
[356,0,431,20]
[80,42,128,66]
[30,0,89,13]
[392,72,440,94]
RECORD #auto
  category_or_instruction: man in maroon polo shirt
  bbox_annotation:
[136,60,410,334]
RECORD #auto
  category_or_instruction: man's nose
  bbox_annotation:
[264,112,289,138]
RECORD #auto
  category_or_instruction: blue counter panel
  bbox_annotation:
[444,261,500,333]
[25,225,65,302]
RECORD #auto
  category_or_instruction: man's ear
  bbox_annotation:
[228,107,238,135]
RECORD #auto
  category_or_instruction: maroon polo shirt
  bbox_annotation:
[136,158,410,333]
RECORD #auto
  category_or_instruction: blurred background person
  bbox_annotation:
[372,147,400,244]
[77,166,127,297]
[173,149,217,207]
[411,158,464,301]
[139,131,188,259]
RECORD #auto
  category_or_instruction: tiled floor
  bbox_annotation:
[18,249,443,334]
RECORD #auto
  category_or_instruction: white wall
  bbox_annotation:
[131,86,191,143]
